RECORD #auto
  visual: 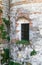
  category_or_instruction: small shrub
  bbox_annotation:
[1,31,7,39]
[8,61,22,65]
[0,9,3,13]
[16,40,30,45]
[6,36,10,42]
[0,23,10,42]
[0,24,4,31]
[30,49,37,56]
[1,48,9,64]
[2,18,10,26]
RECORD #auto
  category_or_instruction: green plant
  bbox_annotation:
[6,36,10,42]
[2,18,10,35]
[8,61,22,65]
[0,24,5,31]
[30,49,37,56]
[0,23,10,42]
[2,18,10,26]
[1,48,9,64]
[0,24,7,39]
[1,49,22,65]
[0,9,3,13]
[16,40,30,45]
[1,31,7,39]
[26,62,32,65]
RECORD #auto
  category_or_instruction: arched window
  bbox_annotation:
[16,18,29,41]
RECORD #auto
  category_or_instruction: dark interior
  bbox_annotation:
[21,24,29,41]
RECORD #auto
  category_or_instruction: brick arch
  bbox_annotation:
[15,8,32,25]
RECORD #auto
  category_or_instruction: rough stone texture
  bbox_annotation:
[2,0,42,65]
[10,3,42,42]
[10,37,42,65]
[0,1,9,64]
[10,3,42,65]
[2,0,9,19]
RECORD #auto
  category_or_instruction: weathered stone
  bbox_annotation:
[2,0,42,65]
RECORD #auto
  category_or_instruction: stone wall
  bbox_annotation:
[2,0,9,19]
[10,0,42,7]
[1,0,42,64]
[0,0,3,24]
[0,0,9,56]
[10,3,42,64]
[10,3,42,43]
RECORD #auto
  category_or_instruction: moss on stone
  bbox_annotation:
[26,62,32,65]
[16,40,30,45]
[30,49,37,56]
